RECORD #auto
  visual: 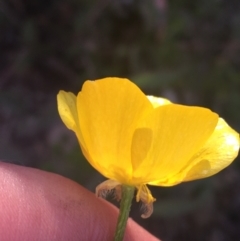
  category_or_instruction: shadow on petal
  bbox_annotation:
[131,128,153,170]
[183,160,211,181]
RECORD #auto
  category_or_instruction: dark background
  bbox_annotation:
[1,0,240,240]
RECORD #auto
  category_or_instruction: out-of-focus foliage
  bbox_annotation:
[0,0,240,241]
[0,0,162,89]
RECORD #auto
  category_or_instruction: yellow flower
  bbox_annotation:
[57,77,239,218]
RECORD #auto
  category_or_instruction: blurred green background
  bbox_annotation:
[1,0,240,240]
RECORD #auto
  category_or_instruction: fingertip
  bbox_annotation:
[124,218,160,241]
[0,162,160,241]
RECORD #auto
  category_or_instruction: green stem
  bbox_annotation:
[114,185,135,241]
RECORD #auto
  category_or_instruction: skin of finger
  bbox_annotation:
[0,162,160,241]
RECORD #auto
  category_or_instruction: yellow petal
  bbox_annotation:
[77,78,152,183]
[147,95,172,108]
[131,104,219,184]
[57,90,87,152]
[182,118,239,181]
[57,91,78,132]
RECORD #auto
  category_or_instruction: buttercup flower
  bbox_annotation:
[57,77,239,218]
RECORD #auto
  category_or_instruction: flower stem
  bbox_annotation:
[114,185,135,241]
